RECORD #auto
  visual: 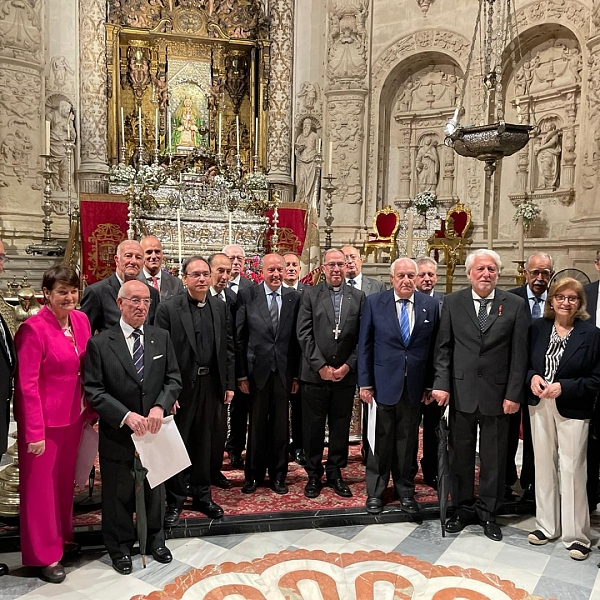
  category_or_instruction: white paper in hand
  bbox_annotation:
[367,399,377,456]
[131,415,191,489]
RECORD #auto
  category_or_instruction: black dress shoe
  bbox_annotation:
[399,497,420,514]
[366,496,383,514]
[0,563,7,576]
[150,547,173,564]
[294,450,307,466]
[445,513,471,533]
[326,478,353,498]
[271,480,289,495]
[164,507,182,528]
[212,474,234,489]
[111,555,132,575]
[304,477,322,498]
[242,479,258,494]
[40,563,66,583]
[229,454,244,469]
[194,500,224,519]
[482,520,502,541]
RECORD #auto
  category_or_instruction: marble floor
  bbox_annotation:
[1,514,600,599]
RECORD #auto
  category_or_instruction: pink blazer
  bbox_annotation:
[14,306,92,443]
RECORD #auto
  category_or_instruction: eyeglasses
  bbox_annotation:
[527,269,553,278]
[324,262,346,269]
[185,271,210,279]
[554,294,579,304]
[122,297,152,306]
[0,255,8,264]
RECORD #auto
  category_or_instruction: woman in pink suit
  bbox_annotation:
[14,265,92,584]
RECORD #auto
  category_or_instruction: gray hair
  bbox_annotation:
[526,252,553,270]
[465,249,502,274]
[116,239,142,256]
[222,244,245,257]
[415,256,438,271]
[390,257,418,275]
[323,248,345,263]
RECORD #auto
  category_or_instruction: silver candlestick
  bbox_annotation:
[321,174,336,250]
[25,155,65,256]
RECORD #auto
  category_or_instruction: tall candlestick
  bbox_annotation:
[138,106,142,147]
[236,115,240,155]
[517,215,525,261]
[228,211,233,245]
[406,211,414,258]
[317,138,322,154]
[487,213,494,250]
[120,107,125,148]
[328,141,333,175]
[155,108,159,152]
[167,111,172,154]
[254,117,259,156]
[176,208,183,271]
[45,120,51,155]
[218,112,222,154]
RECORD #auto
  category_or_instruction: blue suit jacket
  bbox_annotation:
[357,289,439,406]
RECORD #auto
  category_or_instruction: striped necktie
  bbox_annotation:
[269,291,279,333]
[399,299,410,345]
[532,297,542,319]
[132,328,144,381]
[150,276,159,291]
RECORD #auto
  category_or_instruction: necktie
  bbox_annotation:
[218,291,226,302]
[269,291,279,332]
[150,276,159,291]
[478,299,490,330]
[228,281,237,293]
[399,299,410,345]
[132,328,144,381]
[0,321,11,366]
[532,297,542,319]
[348,279,356,287]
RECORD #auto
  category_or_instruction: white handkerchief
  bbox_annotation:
[132,416,191,488]
[153,354,164,360]
[367,400,377,456]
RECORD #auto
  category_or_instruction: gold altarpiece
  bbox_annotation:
[105,0,271,171]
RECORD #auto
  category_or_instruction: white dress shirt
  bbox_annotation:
[210,286,226,301]
[471,289,495,317]
[143,268,161,291]
[345,272,363,290]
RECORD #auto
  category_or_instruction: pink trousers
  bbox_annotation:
[18,417,84,566]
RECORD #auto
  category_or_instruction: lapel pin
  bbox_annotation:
[150,339,155,344]
[498,305,503,316]
[422,308,426,312]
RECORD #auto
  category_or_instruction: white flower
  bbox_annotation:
[514,201,541,224]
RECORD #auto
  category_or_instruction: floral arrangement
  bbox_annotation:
[108,164,136,183]
[108,163,167,188]
[412,191,437,215]
[243,171,269,191]
[243,255,263,284]
[513,200,541,225]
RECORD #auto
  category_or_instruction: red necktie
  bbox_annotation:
[151,276,159,291]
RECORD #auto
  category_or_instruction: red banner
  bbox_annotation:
[80,194,129,285]
[265,202,307,255]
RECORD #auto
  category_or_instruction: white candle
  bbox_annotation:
[45,120,51,155]
[228,211,233,245]
[317,137,322,154]
[487,214,494,250]
[254,117,259,156]
[328,141,333,175]
[176,208,183,271]
[120,107,125,148]
[138,106,142,147]
[167,111,172,154]
[517,215,524,261]
[236,115,240,155]
[155,108,159,152]
[406,211,414,258]
[218,112,222,154]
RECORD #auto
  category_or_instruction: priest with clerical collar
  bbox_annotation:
[296,248,365,500]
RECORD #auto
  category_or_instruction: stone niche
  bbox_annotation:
[498,25,581,240]
[382,53,465,212]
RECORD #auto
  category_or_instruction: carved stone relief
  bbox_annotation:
[327,0,369,87]
[46,95,76,192]
[395,69,462,112]
[416,0,435,16]
[48,56,76,97]
[515,0,589,38]
[0,0,42,62]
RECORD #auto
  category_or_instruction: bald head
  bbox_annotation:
[117,279,151,328]
[140,236,163,276]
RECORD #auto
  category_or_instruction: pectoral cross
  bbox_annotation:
[333,322,341,340]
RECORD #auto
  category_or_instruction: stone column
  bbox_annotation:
[441,143,455,199]
[78,0,109,193]
[394,118,412,200]
[0,0,44,248]
[562,92,578,189]
[266,0,295,200]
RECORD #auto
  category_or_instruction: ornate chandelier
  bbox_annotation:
[444,0,532,177]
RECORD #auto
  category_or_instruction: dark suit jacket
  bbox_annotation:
[433,287,529,416]
[358,289,439,406]
[359,275,386,296]
[431,290,445,316]
[81,273,159,332]
[139,270,184,302]
[0,314,14,456]
[584,281,599,326]
[508,284,539,322]
[154,293,235,409]
[296,282,365,385]
[84,324,181,460]
[526,318,600,419]
[236,284,300,390]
